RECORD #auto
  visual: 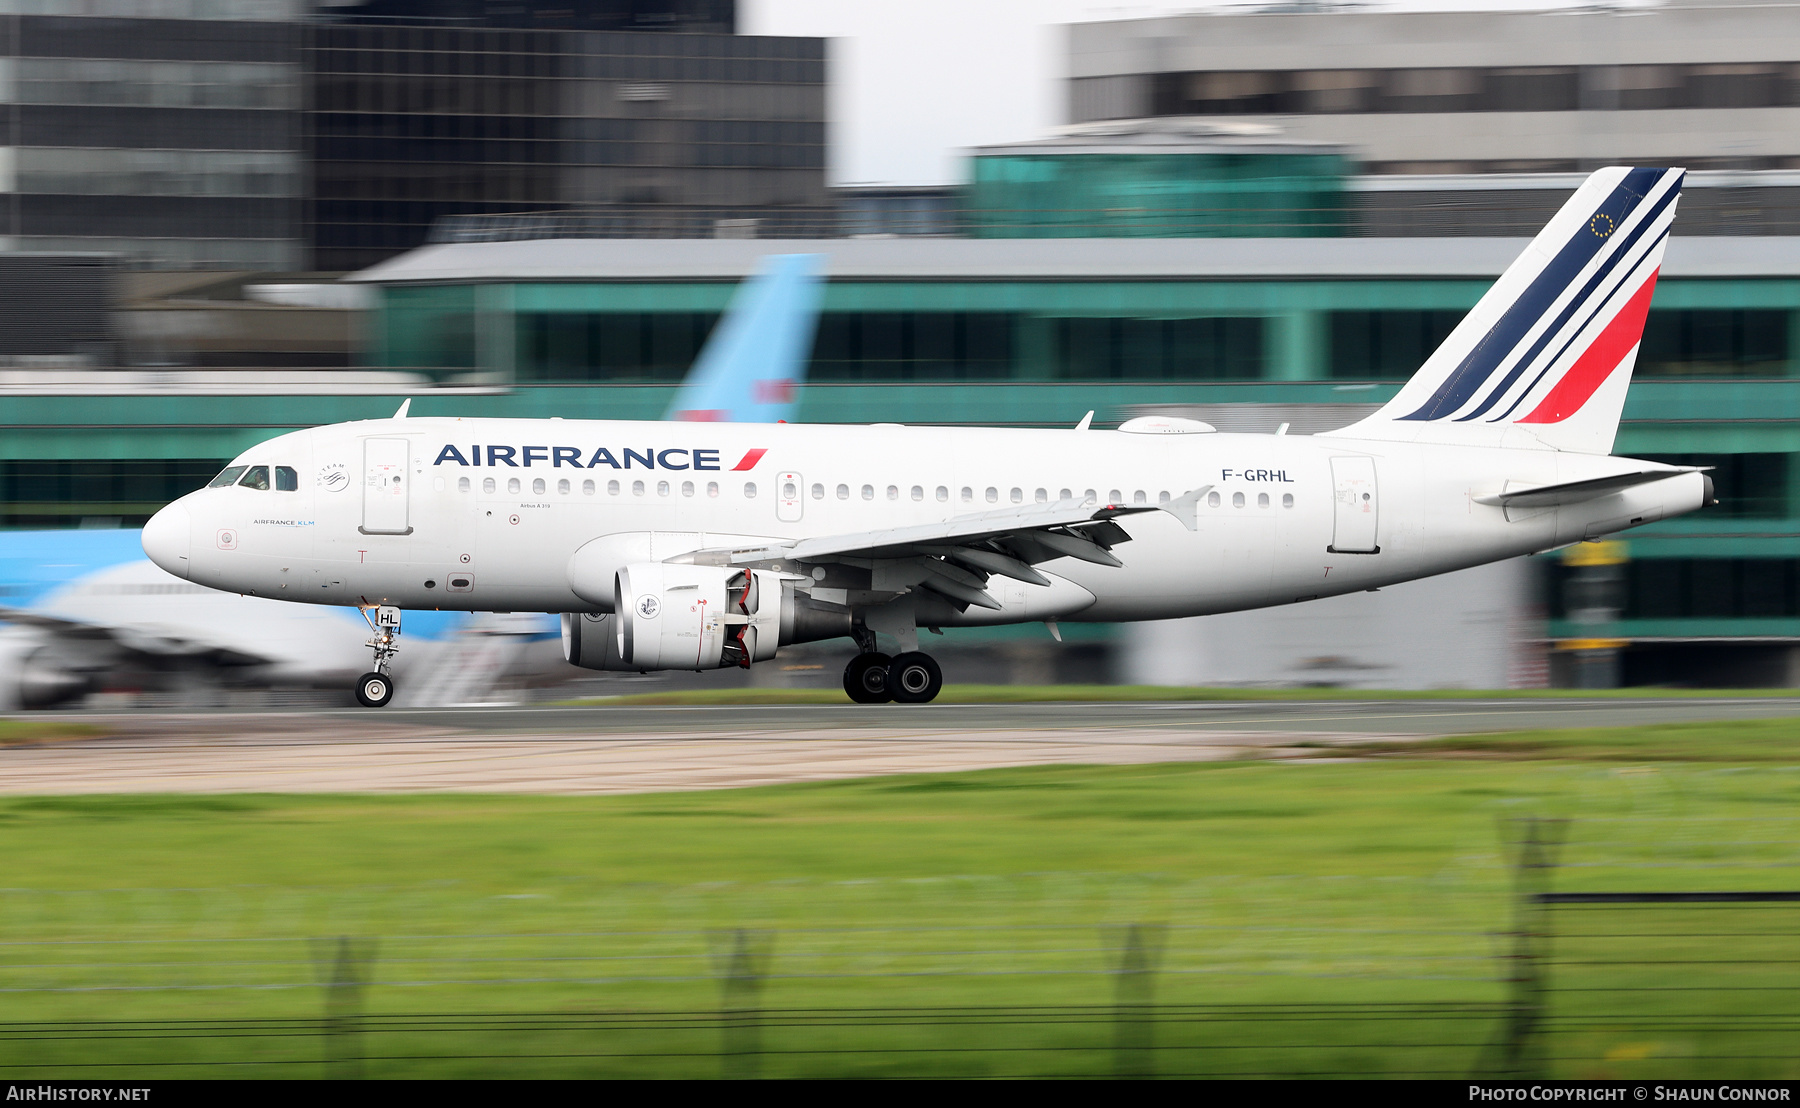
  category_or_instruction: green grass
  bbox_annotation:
[3,720,1800,1077]
[0,720,105,745]
[557,683,1800,707]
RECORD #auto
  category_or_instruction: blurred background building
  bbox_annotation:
[3,0,1800,693]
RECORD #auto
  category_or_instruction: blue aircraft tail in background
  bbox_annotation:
[666,253,825,424]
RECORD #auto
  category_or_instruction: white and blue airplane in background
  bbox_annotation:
[0,253,824,709]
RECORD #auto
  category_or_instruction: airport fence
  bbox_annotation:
[1,817,1797,1078]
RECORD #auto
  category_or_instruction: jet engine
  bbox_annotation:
[561,564,850,673]
[0,634,92,710]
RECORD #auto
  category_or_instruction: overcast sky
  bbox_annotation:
[741,0,1597,186]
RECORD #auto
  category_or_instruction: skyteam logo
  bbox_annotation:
[432,445,767,471]
[1397,166,1683,427]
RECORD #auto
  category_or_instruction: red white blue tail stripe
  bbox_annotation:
[1328,166,1683,456]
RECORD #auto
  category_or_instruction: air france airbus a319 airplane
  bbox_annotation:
[142,167,1711,707]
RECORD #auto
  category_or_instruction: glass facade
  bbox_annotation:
[1638,310,1789,377]
[381,284,1800,384]
[0,458,226,528]
[1149,65,1800,117]
[1329,311,1463,380]
[0,12,303,270]
[307,23,827,270]
[1551,559,1800,621]
[965,152,1351,238]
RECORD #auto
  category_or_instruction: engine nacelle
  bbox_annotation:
[564,564,779,672]
[563,564,853,673]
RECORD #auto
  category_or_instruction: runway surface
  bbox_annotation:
[3,698,1796,795]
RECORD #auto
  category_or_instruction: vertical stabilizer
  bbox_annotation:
[1322,166,1684,455]
[667,253,824,424]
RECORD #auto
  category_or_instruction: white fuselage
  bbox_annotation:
[144,416,1707,627]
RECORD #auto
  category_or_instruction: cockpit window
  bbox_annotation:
[237,465,270,490]
[207,466,248,488]
[275,465,298,492]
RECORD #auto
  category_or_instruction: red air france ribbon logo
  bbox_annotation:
[731,448,767,471]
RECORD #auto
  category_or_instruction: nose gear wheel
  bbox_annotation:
[354,671,394,708]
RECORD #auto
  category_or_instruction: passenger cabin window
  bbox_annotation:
[1010,488,1023,504]
[887,485,899,501]
[837,484,849,500]
[483,477,497,494]
[1084,488,1096,503]
[744,482,757,498]
[1208,491,1221,507]
[1108,489,1122,504]
[812,483,824,500]
[557,478,570,495]
[706,481,719,497]
[458,476,471,493]
[532,478,546,495]
[936,486,949,502]
[683,481,695,497]
[238,466,270,490]
[1258,492,1270,508]
[507,477,521,494]
[609,479,621,495]
[208,466,247,488]
[861,484,874,501]
[1282,493,1294,509]
[961,487,973,503]
[910,485,923,501]
[1232,492,1245,508]
[657,480,670,497]
[1059,488,1072,501]
[1035,488,1047,503]
[275,466,298,492]
[985,487,998,503]
[582,479,595,495]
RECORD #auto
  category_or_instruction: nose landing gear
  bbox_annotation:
[355,604,401,708]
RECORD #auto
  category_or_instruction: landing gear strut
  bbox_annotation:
[355,604,401,708]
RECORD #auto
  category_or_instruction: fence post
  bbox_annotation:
[312,936,377,1079]
[1496,817,1567,1078]
[710,928,773,1079]
[1108,922,1168,1078]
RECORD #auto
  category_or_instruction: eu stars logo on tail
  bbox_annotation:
[667,253,824,425]
[1326,166,1684,456]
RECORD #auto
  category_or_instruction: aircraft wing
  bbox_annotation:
[684,488,1209,611]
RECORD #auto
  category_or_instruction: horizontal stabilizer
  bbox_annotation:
[1473,467,1704,509]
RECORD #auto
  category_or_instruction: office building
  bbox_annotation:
[306,10,827,270]
[1069,3,1800,174]
[0,0,306,270]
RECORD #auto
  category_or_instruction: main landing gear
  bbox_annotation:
[842,650,944,704]
[354,604,401,708]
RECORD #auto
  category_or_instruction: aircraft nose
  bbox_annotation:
[141,502,192,579]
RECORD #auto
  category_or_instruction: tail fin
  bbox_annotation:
[667,253,824,424]
[1322,166,1684,455]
